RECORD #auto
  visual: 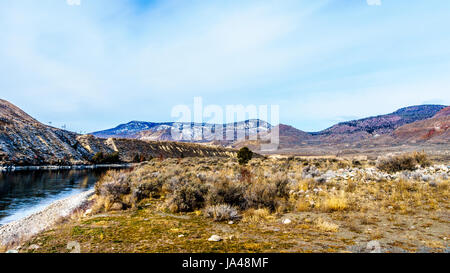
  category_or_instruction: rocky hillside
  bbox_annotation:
[313,105,446,143]
[433,106,450,118]
[92,121,171,139]
[0,100,237,166]
[78,135,237,162]
[232,124,312,150]
[92,119,272,144]
[393,106,450,143]
[0,99,91,165]
[233,105,448,151]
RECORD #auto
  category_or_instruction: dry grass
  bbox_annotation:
[321,194,349,212]
[89,156,448,217]
[13,155,450,253]
[242,208,273,224]
[315,218,339,232]
[295,199,311,212]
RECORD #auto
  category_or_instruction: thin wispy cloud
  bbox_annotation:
[0,0,449,132]
[367,0,382,6]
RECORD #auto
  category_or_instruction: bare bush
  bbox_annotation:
[377,152,431,173]
[244,180,279,211]
[204,204,240,222]
[132,179,163,200]
[273,174,290,198]
[95,171,131,202]
[207,179,248,209]
[166,181,209,212]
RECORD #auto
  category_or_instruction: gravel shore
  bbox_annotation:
[0,189,94,247]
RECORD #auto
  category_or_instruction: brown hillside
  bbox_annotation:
[0,100,237,166]
[393,106,450,143]
[233,124,312,150]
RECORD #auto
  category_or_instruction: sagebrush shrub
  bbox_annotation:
[204,204,240,222]
[273,175,290,198]
[207,179,248,209]
[377,152,431,173]
[244,180,279,211]
[93,171,133,211]
[132,179,163,200]
[166,181,209,212]
[95,171,131,202]
[411,151,432,167]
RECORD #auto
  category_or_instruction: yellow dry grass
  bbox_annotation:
[315,218,339,232]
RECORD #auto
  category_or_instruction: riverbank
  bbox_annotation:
[0,189,94,248]
[0,163,136,172]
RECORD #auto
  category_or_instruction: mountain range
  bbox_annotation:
[92,104,449,149]
[0,99,448,165]
[92,119,272,144]
[393,106,450,143]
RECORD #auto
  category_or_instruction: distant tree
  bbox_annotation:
[105,152,120,163]
[237,147,253,165]
[92,151,121,164]
[91,152,104,164]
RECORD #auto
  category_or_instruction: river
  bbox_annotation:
[0,168,116,225]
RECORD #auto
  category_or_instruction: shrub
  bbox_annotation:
[132,179,163,200]
[239,167,252,183]
[162,176,182,193]
[204,204,240,222]
[207,180,248,209]
[412,151,432,167]
[166,182,209,212]
[273,175,290,198]
[94,171,132,211]
[242,174,292,211]
[237,147,253,165]
[95,171,131,201]
[244,180,278,211]
[377,152,431,173]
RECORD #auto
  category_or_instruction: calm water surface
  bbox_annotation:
[0,169,113,225]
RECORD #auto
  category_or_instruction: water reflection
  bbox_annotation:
[0,169,110,225]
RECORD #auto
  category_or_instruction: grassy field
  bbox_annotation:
[15,155,450,253]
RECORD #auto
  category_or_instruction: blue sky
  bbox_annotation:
[1,0,449,133]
